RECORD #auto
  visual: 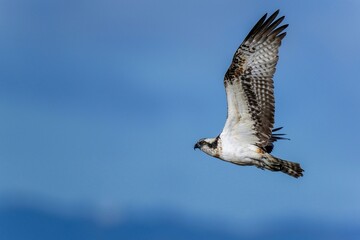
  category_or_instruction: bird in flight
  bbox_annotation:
[194,10,303,178]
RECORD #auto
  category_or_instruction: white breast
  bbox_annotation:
[219,133,262,165]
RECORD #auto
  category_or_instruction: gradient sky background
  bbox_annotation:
[1,0,360,238]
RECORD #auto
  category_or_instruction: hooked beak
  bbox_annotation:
[194,142,200,150]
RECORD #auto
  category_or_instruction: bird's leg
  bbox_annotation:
[252,158,266,170]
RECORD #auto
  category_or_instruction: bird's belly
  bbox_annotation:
[219,144,262,166]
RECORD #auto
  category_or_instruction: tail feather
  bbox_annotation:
[277,158,304,178]
[263,154,304,178]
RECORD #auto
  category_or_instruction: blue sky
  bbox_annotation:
[1,0,360,235]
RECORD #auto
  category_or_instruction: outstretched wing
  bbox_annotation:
[221,10,287,148]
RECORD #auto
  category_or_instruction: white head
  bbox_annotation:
[194,137,221,158]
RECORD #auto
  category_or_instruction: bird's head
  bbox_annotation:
[194,137,221,158]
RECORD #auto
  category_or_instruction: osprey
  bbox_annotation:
[194,10,304,178]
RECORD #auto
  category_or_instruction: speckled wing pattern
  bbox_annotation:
[224,10,287,148]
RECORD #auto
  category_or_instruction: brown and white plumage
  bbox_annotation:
[194,10,303,178]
